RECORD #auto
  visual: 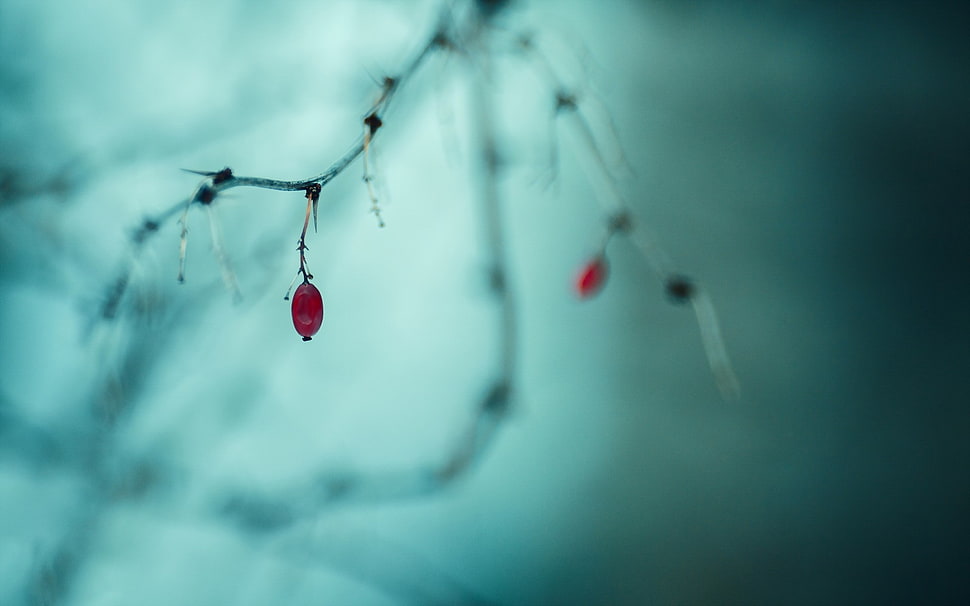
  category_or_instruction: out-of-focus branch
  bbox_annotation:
[520,34,740,399]
[220,380,510,532]
[272,527,500,605]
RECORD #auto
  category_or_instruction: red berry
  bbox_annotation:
[291,282,324,340]
[575,256,608,298]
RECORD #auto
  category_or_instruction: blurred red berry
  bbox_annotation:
[291,282,324,340]
[575,256,608,298]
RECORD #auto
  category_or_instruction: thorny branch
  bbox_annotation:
[100,25,445,320]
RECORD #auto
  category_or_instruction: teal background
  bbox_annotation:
[1,1,967,604]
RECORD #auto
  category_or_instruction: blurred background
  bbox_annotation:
[1,0,967,604]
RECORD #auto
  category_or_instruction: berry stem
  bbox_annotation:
[297,186,319,284]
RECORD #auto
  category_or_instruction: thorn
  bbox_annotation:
[181,167,233,184]
[181,168,220,177]
[305,184,321,233]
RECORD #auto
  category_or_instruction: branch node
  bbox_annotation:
[211,167,234,185]
[195,186,216,205]
[665,274,695,304]
[431,31,453,50]
[608,210,633,235]
[555,89,578,113]
[364,113,383,136]
[482,381,511,416]
[132,218,160,245]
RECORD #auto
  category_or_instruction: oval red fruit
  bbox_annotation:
[291,282,324,340]
[575,256,608,298]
